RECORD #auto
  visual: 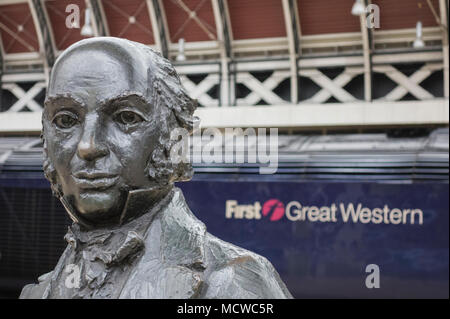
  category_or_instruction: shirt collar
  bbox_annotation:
[62,188,175,266]
[60,185,172,230]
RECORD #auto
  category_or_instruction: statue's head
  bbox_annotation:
[42,37,197,228]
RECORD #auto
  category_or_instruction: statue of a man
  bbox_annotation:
[20,37,292,299]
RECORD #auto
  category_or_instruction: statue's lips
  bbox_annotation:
[72,172,119,190]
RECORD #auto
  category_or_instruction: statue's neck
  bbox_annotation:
[60,185,173,230]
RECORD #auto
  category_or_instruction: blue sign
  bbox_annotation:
[178,180,449,298]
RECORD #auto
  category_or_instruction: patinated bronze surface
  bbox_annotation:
[20,37,292,299]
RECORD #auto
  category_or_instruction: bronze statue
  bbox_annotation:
[20,37,292,299]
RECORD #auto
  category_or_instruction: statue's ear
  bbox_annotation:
[175,162,194,182]
[146,141,193,186]
[144,50,197,185]
[41,123,63,199]
[42,143,63,199]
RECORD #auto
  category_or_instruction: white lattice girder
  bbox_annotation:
[2,82,45,112]
[0,100,448,132]
[236,70,290,105]
[301,67,364,103]
[373,63,442,101]
[300,67,364,103]
[180,73,219,106]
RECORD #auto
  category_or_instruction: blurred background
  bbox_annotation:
[0,0,448,298]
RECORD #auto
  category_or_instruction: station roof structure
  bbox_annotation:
[0,0,443,66]
[0,0,448,133]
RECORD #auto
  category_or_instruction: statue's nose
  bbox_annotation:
[77,115,109,161]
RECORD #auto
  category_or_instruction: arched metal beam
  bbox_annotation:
[0,35,4,112]
[360,0,373,102]
[212,0,233,106]
[0,33,4,72]
[28,0,56,82]
[212,0,232,58]
[146,0,169,57]
[282,0,301,104]
[88,0,107,37]
[438,0,448,98]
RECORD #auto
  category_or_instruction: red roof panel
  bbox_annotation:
[373,0,440,30]
[163,0,217,42]
[101,0,154,45]
[228,0,286,40]
[297,0,360,35]
[0,3,39,53]
[45,0,88,50]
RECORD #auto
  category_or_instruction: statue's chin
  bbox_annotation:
[73,190,124,223]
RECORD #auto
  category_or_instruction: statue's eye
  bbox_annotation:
[53,113,78,129]
[116,111,144,125]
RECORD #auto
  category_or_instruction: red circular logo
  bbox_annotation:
[262,199,285,221]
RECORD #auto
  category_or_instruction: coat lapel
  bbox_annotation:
[22,187,207,299]
[158,188,207,298]
[119,188,207,299]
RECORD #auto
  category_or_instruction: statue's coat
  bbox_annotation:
[20,188,292,299]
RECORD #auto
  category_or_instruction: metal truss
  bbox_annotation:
[282,0,300,104]
[360,0,373,102]
[180,73,220,106]
[236,70,290,106]
[148,0,169,57]
[211,0,232,105]
[28,0,55,69]
[0,55,444,113]
[373,63,443,101]
[89,0,107,37]
[438,0,448,97]
[0,37,3,112]
[215,0,231,58]
[2,81,45,112]
[302,67,364,103]
[0,0,447,116]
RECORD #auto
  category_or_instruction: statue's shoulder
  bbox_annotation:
[131,187,293,299]
[162,188,292,298]
[202,233,293,299]
[19,244,73,299]
[19,271,53,299]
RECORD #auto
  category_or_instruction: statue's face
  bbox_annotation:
[43,49,161,224]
